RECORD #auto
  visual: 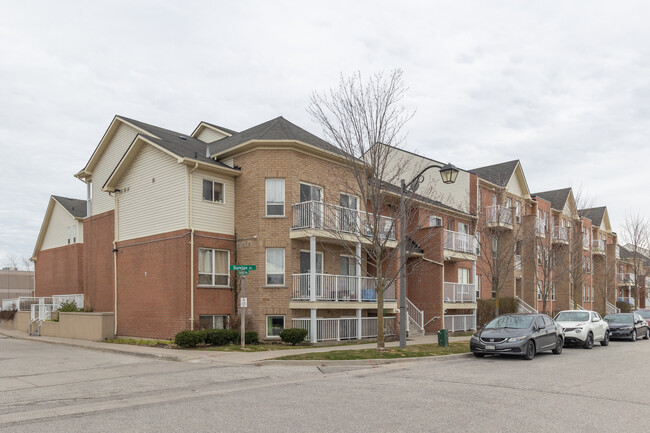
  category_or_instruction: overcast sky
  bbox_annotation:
[1,1,649,264]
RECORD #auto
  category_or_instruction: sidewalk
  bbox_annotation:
[0,327,471,365]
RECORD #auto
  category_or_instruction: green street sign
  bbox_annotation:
[230,265,256,271]
[237,270,249,276]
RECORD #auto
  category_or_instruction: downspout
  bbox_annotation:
[189,163,199,330]
[111,190,120,336]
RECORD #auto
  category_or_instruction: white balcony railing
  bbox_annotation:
[515,255,522,270]
[443,313,476,332]
[486,205,513,227]
[535,219,546,237]
[291,316,396,342]
[291,274,396,302]
[444,230,476,254]
[583,235,590,249]
[443,283,476,303]
[618,273,635,285]
[592,239,605,253]
[553,226,569,243]
[291,201,396,240]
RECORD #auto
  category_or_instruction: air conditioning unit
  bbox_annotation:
[429,216,443,227]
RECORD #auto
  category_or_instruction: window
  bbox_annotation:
[475,232,481,255]
[537,282,543,301]
[535,316,545,330]
[266,178,285,216]
[551,283,556,301]
[506,197,512,208]
[198,249,230,286]
[429,215,443,227]
[203,179,224,203]
[543,316,554,327]
[198,315,228,330]
[447,217,455,231]
[491,237,498,253]
[300,182,322,203]
[339,193,358,232]
[476,276,481,299]
[477,188,481,212]
[537,245,543,265]
[266,248,285,285]
[67,226,71,244]
[72,225,77,243]
[266,315,285,337]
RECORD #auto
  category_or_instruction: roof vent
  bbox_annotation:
[179,135,187,140]
[194,151,198,159]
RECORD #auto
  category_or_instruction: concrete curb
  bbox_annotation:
[255,352,474,366]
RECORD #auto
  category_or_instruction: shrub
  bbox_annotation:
[616,301,632,313]
[58,300,82,313]
[174,330,204,348]
[476,297,518,329]
[204,329,239,346]
[279,328,308,345]
[0,308,17,321]
[243,331,259,345]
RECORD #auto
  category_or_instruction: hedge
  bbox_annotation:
[279,328,308,345]
[173,329,259,348]
[476,297,518,328]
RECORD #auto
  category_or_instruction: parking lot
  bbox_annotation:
[1,333,649,432]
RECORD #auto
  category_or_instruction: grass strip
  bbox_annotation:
[274,342,470,360]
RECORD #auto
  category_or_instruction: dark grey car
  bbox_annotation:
[470,314,564,360]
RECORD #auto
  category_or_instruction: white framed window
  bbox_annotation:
[198,248,230,286]
[475,232,481,255]
[537,281,543,301]
[72,225,77,243]
[429,215,443,227]
[476,276,481,299]
[266,178,285,216]
[300,182,322,203]
[266,248,285,286]
[199,315,228,330]
[266,315,285,338]
[477,188,481,212]
[551,283,556,301]
[67,226,71,244]
[203,179,225,203]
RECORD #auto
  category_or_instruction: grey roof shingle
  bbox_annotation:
[52,196,87,218]
[208,116,341,156]
[470,160,519,187]
[533,188,572,211]
[117,116,235,170]
[578,207,606,226]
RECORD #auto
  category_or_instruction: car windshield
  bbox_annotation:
[604,314,632,323]
[635,310,650,319]
[555,311,590,322]
[485,315,533,329]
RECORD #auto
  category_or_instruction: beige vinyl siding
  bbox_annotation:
[506,173,524,197]
[92,123,140,216]
[383,146,470,212]
[192,169,235,235]
[42,203,82,250]
[117,144,188,241]
[222,158,234,168]
[196,127,228,143]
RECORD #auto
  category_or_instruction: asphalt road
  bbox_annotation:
[1,333,649,432]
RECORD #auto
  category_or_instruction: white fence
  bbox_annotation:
[291,201,396,240]
[553,226,569,243]
[406,298,424,331]
[444,230,476,254]
[1,297,52,312]
[292,274,396,302]
[292,316,396,342]
[30,303,54,322]
[443,283,476,303]
[486,205,513,227]
[443,314,476,332]
[2,295,84,323]
[52,294,84,310]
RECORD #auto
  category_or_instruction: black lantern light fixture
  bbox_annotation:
[439,163,459,185]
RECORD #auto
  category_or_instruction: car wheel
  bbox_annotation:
[644,328,650,340]
[600,331,610,346]
[631,330,637,342]
[583,332,594,349]
[523,340,535,360]
[552,336,563,354]
[473,353,485,358]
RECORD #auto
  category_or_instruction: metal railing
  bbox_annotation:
[535,219,546,237]
[52,294,84,310]
[443,314,476,332]
[553,226,570,243]
[486,205,513,227]
[291,201,396,240]
[1,297,53,312]
[291,317,396,342]
[30,303,54,322]
[618,273,635,284]
[291,274,396,302]
[592,239,606,253]
[444,230,476,254]
[515,255,522,270]
[516,296,538,314]
[406,298,424,331]
[606,301,620,315]
[443,283,476,303]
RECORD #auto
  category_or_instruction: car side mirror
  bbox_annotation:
[592,318,599,322]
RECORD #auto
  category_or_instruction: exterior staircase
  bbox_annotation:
[406,298,425,337]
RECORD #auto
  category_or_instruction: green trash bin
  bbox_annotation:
[437,329,449,347]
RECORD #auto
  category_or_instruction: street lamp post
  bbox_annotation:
[399,163,459,349]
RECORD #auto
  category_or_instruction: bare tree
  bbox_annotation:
[308,70,418,349]
[2,254,20,270]
[620,212,650,309]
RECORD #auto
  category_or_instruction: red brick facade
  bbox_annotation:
[34,243,84,297]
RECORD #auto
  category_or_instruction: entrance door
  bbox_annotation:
[300,183,323,227]
[458,268,470,302]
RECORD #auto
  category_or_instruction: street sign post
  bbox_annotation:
[230,265,256,349]
[230,265,256,271]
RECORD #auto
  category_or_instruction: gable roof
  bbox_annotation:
[470,160,519,187]
[192,121,238,137]
[208,116,341,157]
[52,196,87,218]
[579,207,606,227]
[533,188,572,211]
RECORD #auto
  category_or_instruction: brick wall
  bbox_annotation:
[34,243,84,297]
[83,210,115,312]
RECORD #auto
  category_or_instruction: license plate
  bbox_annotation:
[486,344,495,350]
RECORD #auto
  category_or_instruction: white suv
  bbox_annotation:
[554,310,610,349]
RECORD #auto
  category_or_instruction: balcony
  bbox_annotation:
[552,226,569,244]
[291,201,396,244]
[291,273,396,307]
[485,205,513,229]
[443,313,477,332]
[535,219,546,237]
[583,236,590,250]
[618,296,635,305]
[443,283,476,306]
[292,316,396,342]
[444,230,477,261]
[618,273,635,285]
[592,239,606,255]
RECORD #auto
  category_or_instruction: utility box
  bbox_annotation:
[437,329,449,347]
